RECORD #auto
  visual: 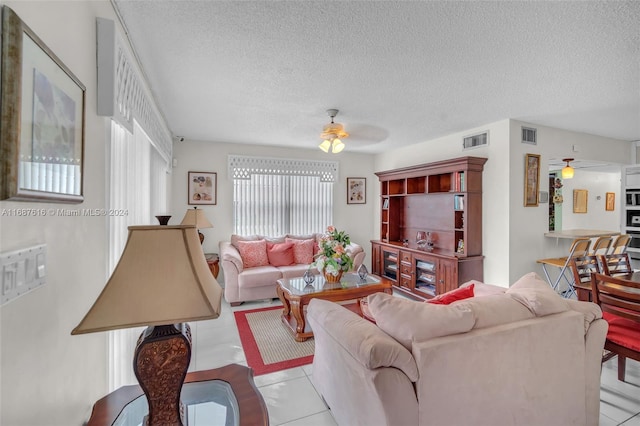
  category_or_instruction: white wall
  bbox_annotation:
[170,140,377,282]
[560,171,621,230]
[0,1,117,424]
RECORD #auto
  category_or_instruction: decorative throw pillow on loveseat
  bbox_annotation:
[367,292,475,351]
[235,239,269,268]
[266,242,295,266]
[285,238,315,264]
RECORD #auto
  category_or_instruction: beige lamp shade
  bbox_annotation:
[180,207,213,229]
[72,225,222,334]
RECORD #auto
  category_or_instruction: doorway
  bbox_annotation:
[548,172,562,231]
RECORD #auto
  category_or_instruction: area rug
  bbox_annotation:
[234,305,315,376]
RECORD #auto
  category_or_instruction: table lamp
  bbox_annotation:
[180,206,213,244]
[71,225,222,426]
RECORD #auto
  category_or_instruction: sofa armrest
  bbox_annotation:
[565,299,603,335]
[307,298,418,381]
[346,242,365,271]
[219,241,244,274]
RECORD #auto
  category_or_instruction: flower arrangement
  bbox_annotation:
[313,225,353,277]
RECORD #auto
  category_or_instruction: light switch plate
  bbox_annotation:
[1,244,46,305]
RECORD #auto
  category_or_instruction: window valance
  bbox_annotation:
[228,155,338,182]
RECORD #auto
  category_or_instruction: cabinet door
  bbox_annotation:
[371,244,382,275]
[381,248,399,282]
[413,254,437,298]
[437,258,458,294]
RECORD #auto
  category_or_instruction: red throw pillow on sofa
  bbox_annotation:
[267,242,295,266]
[236,239,269,268]
[428,283,475,305]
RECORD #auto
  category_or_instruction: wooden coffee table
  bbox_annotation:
[276,272,392,342]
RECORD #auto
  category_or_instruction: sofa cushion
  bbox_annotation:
[453,294,535,329]
[285,238,315,264]
[279,264,316,279]
[286,233,321,255]
[266,242,295,266]
[308,299,419,381]
[231,234,261,248]
[237,265,282,289]
[367,292,475,351]
[428,284,475,305]
[461,280,507,297]
[506,272,569,317]
[236,239,269,268]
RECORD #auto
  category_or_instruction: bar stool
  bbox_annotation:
[536,238,591,297]
[609,234,631,255]
[589,236,613,256]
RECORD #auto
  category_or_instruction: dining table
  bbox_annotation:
[575,270,640,301]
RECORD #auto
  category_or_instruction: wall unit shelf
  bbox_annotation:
[372,156,486,299]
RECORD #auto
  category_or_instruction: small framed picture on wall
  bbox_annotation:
[188,171,217,205]
[347,177,366,204]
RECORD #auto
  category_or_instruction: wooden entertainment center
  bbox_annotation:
[371,156,487,300]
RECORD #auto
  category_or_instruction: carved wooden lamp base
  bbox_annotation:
[134,323,192,426]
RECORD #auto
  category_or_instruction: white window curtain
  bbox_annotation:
[107,120,168,391]
[234,174,333,236]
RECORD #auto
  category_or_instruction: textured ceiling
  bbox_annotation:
[113,0,640,154]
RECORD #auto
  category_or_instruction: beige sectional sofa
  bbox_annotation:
[307,273,607,426]
[219,233,365,305]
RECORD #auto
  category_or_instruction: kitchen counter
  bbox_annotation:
[544,229,620,239]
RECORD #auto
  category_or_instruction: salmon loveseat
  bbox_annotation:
[219,233,365,305]
[307,273,607,426]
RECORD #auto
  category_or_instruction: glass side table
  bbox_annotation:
[87,364,268,426]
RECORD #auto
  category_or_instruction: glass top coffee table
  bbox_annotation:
[276,272,392,342]
[86,364,268,426]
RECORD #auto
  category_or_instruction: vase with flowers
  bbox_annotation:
[313,225,354,283]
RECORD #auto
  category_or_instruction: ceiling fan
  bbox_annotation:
[319,109,349,154]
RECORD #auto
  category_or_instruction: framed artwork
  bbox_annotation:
[188,171,217,205]
[606,192,615,211]
[524,154,541,207]
[573,189,588,213]
[347,177,366,204]
[0,6,86,203]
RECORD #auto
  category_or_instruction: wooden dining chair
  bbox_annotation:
[591,272,640,381]
[609,234,631,255]
[589,236,613,256]
[599,253,633,277]
[569,254,601,301]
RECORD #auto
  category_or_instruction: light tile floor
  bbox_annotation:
[190,297,640,426]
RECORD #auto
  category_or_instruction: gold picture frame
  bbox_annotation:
[524,153,541,207]
[573,189,588,213]
[606,192,615,211]
[0,6,86,203]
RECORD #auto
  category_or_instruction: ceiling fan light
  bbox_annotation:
[332,139,345,153]
[319,139,331,153]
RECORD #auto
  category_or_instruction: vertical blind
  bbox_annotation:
[234,174,333,236]
[107,120,168,391]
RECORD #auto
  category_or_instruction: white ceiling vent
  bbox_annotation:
[522,127,537,145]
[463,131,489,150]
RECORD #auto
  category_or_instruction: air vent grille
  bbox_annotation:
[463,132,488,150]
[522,127,537,145]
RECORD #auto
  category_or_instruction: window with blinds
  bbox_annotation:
[230,156,336,236]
